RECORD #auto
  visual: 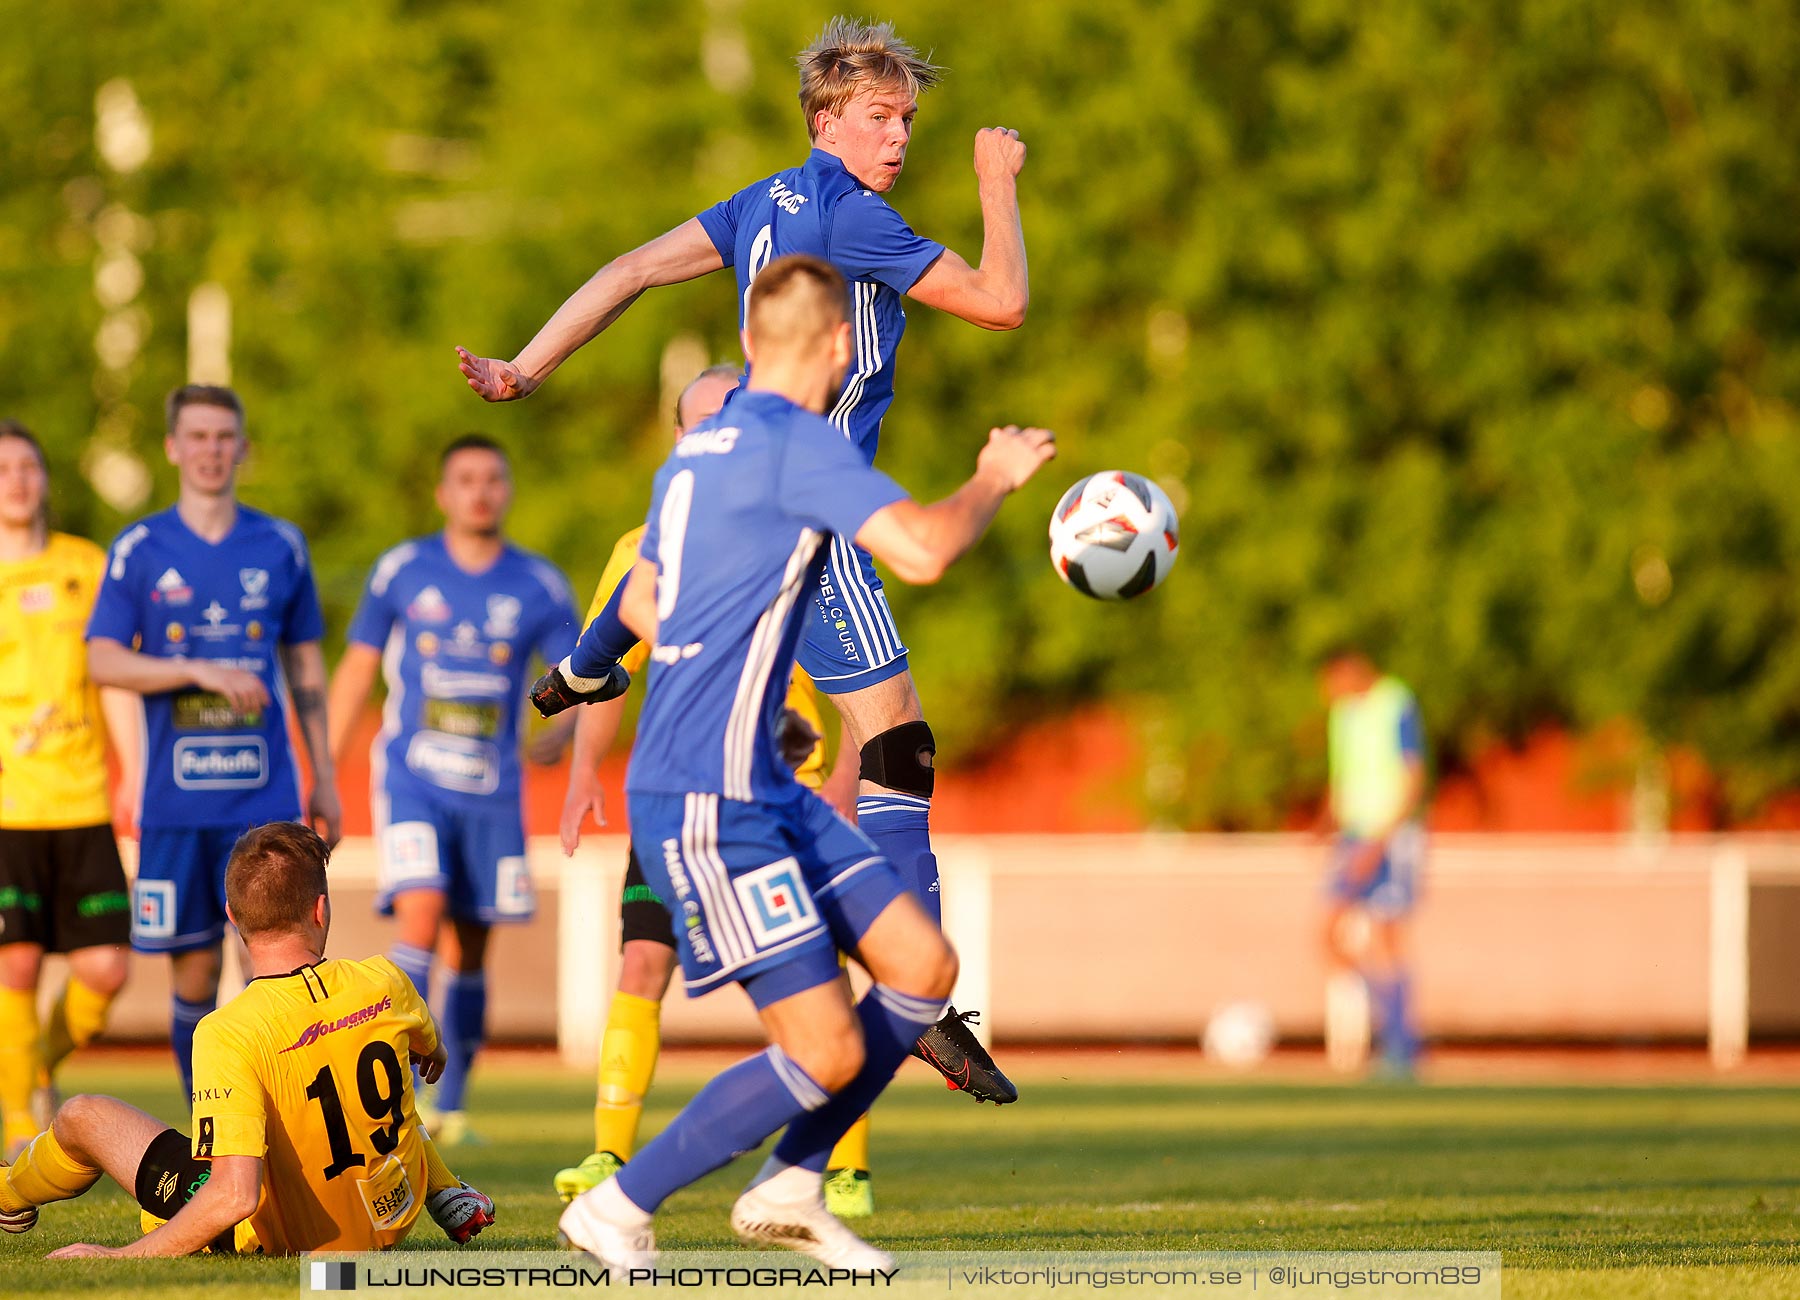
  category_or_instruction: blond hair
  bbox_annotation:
[797,17,942,139]
[746,255,848,356]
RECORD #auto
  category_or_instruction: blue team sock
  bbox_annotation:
[1368,972,1417,1066]
[615,1046,827,1215]
[171,994,216,1100]
[436,971,487,1112]
[856,795,940,923]
[389,943,433,1001]
[570,578,640,678]
[770,984,947,1175]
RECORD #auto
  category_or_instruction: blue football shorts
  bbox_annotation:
[626,781,907,1008]
[131,826,244,954]
[1327,821,1426,920]
[374,787,535,925]
[795,534,910,695]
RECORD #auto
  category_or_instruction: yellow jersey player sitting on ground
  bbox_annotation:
[0,822,495,1256]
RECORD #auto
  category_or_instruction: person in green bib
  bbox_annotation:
[1319,647,1426,1075]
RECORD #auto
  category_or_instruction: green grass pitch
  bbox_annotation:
[2,1052,1796,1298]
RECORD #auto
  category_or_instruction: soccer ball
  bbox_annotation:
[1202,1000,1276,1070]
[1048,471,1179,599]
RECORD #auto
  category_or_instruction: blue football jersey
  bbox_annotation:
[87,506,324,830]
[346,535,578,804]
[625,389,907,802]
[697,149,946,465]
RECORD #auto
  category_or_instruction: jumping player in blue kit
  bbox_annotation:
[327,435,584,1142]
[85,385,340,1101]
[554,257,1053,1270]
[458,16,1029,1103]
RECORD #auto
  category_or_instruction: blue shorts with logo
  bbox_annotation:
[796,535,910,696]
[627,782,907,1008]
[1327,821,1426,920]
[132,826,245,954]
[375,786,535,925]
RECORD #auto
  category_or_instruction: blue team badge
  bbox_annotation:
[733,858,818,947]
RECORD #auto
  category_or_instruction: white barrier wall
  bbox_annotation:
[74,833,1800,1068]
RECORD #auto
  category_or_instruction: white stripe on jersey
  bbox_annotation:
[722,528,824,800]
[827,282,880,437]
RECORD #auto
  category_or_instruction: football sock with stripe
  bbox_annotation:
[43,974,116,1073]
[595,992,662,1157]
[0,987,39,1150]
[436,971,486,1113]
[0,1125,100,1211]
[171,994,215,1102]
[856,796,940,923]
[614,1046,827,1215]
[767,984,946,1176]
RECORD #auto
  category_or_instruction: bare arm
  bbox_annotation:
[906,129,1029,330]
[854,426,1057,584]
[88,638,269,713]
[620,558,658,645]
[456,219,725,401]
[326,641,383,767]
[50,1155,260,1259]
[98,686,141,834]
[560,693,627,855]
[280,641,341,846]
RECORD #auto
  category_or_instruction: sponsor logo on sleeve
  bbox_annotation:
[172,736,270,790]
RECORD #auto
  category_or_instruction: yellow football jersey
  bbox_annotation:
[586,527,828,789]
[188,956,440,1255]
[0,532,110,828]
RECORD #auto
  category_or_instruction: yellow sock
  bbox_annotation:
[419,1131,459,1196]
[0,1126,100,1211]
[594,992,661,1157]
[827,1111,871,1173]
[43,975,116,1073]
[0,987,41,1149]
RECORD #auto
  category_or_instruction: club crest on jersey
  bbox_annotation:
[407,585,451,623]
[238,568,270,609]
[153,567,193,605]
[734,858,818,947]
[484,594,521,638]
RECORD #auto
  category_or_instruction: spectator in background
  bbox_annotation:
[0,421,135,1157]
[1319,647,1426,1077]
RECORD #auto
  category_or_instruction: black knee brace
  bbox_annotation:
[860,721,936,798]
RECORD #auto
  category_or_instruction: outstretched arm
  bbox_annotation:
[907,128,1029,330]
[456,219,725,400]
[855,425,1056,584]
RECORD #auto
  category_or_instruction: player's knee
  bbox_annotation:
[918,937,958,1002]
[50,1093,104,1142]
[618,941,677,999]
[859,721,936,798]
[808,1030,866,1095]
[74,949,129,996]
